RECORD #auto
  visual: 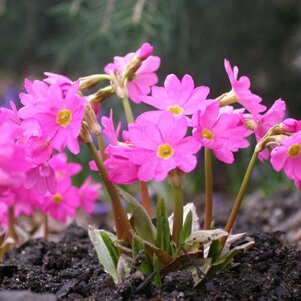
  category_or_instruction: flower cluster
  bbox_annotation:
[0,76,100,230]
[1,42,301,270]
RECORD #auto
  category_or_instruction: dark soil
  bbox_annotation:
[1,223,300,300]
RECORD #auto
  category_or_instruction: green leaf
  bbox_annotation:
[152,254,162,287]
[117,186,156,244]
[210,241,255,275]
[100,230,120,268]
[132,237,152,274]
[156,198,171,254]
[208,239,223,261]
[131,231,173,270]
[88,226,119,283]
[179,210,192,244]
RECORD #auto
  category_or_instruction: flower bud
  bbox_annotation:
[85,104,101,135]
[168,168,185,188]
[136,42,153,61]
[79,121,93,144]
[79,74,108,91]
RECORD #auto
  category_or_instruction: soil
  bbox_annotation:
[0,223,300,300]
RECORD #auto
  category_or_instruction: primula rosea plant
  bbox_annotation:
[1,42,301,286]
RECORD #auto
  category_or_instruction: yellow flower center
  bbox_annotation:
[167,105,183,115]
[157,144,174,159]
[288,143,301,158]
[52,193,63,204]
[56,109,72,127]
[202,129,214,141]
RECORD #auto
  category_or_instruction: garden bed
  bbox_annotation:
[1,223,300,301]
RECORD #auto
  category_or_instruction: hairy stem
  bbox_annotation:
[204,148,213,230]
[87,142,132,242]
[171,185,184,243]
[221,151,258,246]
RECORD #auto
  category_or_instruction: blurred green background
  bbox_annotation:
[0,0,299,197]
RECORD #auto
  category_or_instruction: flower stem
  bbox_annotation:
[87,141,132,243]
[96,132,107,161]
[204,148,213,230]
[171,184,184,243]
[122,97,134,124]
[221,151,258,246]
[139,181,153,217]
[43,214,49,241]
[7,206,17,241]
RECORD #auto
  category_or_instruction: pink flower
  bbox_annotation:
[89,110,139,184]
[192,101,249,164]
[40,179,80,223]
[139,74,210,123]
[224,59,266,117]
[270,131,301,186]
[19,81,87,154]
[104,43,160,103]
[78,177,101,214]
[128,113,201,182]
[24,162,57,194]
[43,72,73,95]
[251,99,286,161]
[49,153,82,180]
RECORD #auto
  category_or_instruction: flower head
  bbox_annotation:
[139,74,210,123]
[270,131,301,187]
[104,43,160,103]
[128,113,201,181]
[224,59,266,117]
[18,80,87,154]
[192,101,249,164]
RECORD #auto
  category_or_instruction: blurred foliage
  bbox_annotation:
[0,0,300,195]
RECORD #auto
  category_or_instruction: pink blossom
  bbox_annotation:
[139,74,210,123]
[192,101,249,164]
[44,72,73,95]
[252,99,286,161]
[49,153,82,180]
[270,131,301,186]
[24,162,57,194]
[89,110,139,184]
[224,59,266,117]
[78,177,101,214]
[19,81,87,154]
[40,179,80,223]
[128,113,201,182]
[104,43,160,103]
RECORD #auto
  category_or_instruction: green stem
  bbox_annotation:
[221,151,258,246]
[171,185,184,243]
[87,142,132,243]
[204,148,213,230]
[122,97,134,124]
